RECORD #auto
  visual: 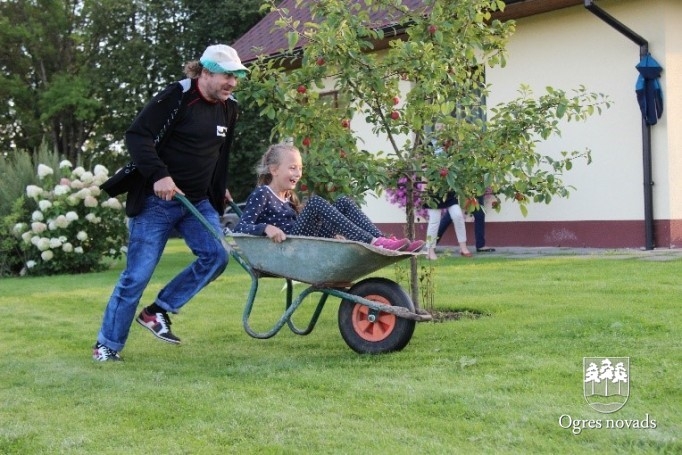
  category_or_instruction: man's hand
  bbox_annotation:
[154,176,184,201]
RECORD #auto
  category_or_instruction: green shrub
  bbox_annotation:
[0,145,61,218]
[9,161,128,276]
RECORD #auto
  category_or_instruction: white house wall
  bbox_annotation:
[360,0,680,242]
[659,0,682,222]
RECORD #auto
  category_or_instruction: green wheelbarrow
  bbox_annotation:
[177,194,431,354]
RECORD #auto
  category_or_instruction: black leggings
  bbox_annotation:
[290,196,382,243]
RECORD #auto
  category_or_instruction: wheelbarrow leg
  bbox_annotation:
[287,287,329,336]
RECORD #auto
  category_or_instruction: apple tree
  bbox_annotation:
[239,0,610,307]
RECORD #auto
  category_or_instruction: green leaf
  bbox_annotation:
[287,31,299,50]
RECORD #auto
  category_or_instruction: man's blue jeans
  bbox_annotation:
[97,196,228,352]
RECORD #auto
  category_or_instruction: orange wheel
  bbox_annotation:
[338,277,416,354]
[350,295,395,342]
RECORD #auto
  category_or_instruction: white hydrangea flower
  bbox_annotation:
[62,242,73,253]
[21,231,32,243]
[84,195,98,208]
[93,174,108,186]
[94,164,108,176]
[55,215,69,228]
[31,222,47,234]
[76,231,88,241]
[26,185,43,198]
[103,198,123,210]
[59,160,73,169]
[74,246,84,254]
[32,210,44,221]
[41,250,54,261]
[38,200,52,211]
[85,213,101,224]
[30,236,40,246]
[72,166,85,177]
[65,211,79,222]
[54,184,71,196]
[37,164,54,179]
[80,171,94,185]
[88,185,101,197]
[26,260,36,269]
[75,188,91,199]
[48,220,57,231]
[66,195,79,206]
[49,238,63,248]
[70,179,84,189]
[120,246,128,254]
[59,236,67,242]
[37,238,50,251]
[13,223,26,235]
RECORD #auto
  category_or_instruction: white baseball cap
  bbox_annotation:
[200,44,249,76]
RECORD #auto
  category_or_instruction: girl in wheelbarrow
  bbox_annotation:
[234,143,424,252]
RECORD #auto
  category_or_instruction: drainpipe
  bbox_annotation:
[584,0,654,250]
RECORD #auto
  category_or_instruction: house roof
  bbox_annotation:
[232,0,582,64]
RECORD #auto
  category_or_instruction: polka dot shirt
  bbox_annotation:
[233,185,296,236]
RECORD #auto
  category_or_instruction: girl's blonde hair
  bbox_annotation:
[256,143,302,212]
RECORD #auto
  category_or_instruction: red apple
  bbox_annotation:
[492,200,500,209]
[392,96,400,105]
[439,168,448,177]
[428,24,438,35]
[297,85,307,94]
[390,111,400,120]
[302,137,311,147]
[316,57,325,66]
[341,119,350,128]
[300,183,308,191]
[514,192,525,201]
[339,149,347,158]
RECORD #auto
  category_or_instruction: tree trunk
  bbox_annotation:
[405,174,420,309]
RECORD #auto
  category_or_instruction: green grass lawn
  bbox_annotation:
[1,240,680,454]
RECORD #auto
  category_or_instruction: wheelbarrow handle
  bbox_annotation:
[174,193,224,244]
[228,200,242,217]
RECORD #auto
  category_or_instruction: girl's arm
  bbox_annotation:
[232,187,271,236]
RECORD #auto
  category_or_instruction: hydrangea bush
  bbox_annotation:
[12,161,128,275]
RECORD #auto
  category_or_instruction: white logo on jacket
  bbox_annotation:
[216,126,228,137]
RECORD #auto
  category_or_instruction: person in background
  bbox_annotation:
[93,44,248,361]
[437,194,495,253]
[424,191,471,260]
[234,143,424,252]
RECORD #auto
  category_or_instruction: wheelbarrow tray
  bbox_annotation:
[230,233,418,287]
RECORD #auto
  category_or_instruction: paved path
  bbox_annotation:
[434,246,682,261]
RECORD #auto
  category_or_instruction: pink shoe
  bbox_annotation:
[405,240,425,252]
[372,237,409,251]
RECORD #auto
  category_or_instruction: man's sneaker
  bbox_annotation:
[405,240,426,252]
[92,342,122,362]
[372,237,409,251]
[136,308,181,344]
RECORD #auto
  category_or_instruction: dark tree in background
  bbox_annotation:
[0,0,271,201]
